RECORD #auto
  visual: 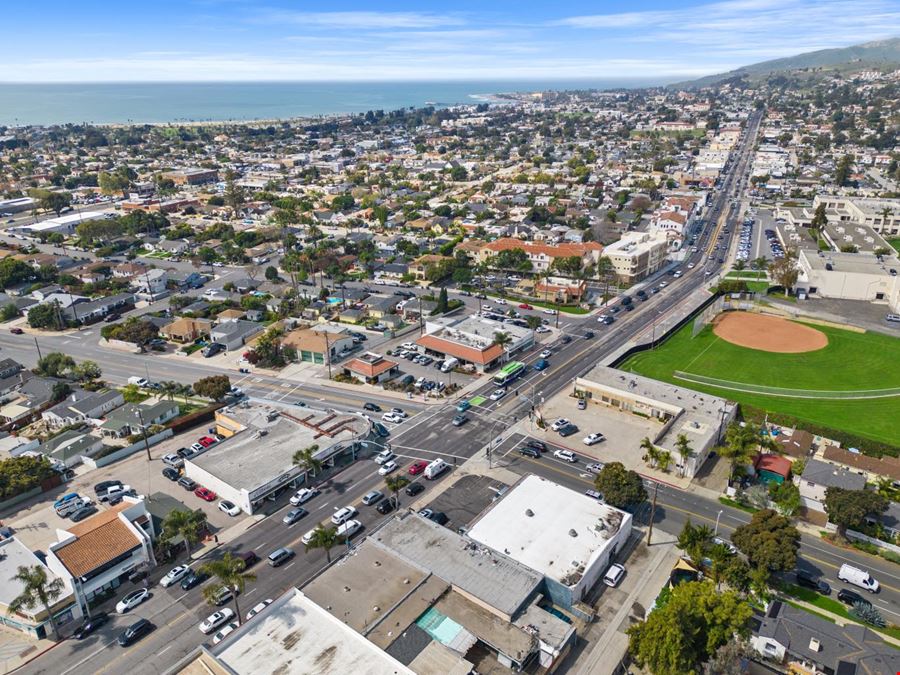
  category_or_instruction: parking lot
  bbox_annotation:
[4,427,249,553]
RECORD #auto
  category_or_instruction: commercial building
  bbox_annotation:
[795,250,900,312]
[0,537,79,639]
[9,209,116,236]
[162,168,219,186]
[45,498,156,617]
[183,403,371,514]
[342,352,400,384]
[780,195,900,238]
[467,475,631,609]
[601,231,670,283]
[416,315,533,372]
[0,197,36,214]
[574,365,737,479]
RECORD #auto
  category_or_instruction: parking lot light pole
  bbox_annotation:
[714,509,723,536]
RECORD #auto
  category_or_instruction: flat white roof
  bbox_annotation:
[466,475,631,587]
[211,588,414,675]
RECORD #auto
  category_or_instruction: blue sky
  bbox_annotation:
[1,0,898,82]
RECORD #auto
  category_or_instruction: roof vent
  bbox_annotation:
[525,509,534,517]
[373,606,380,612]
[569,529,578,538]
[373,560,381,567]
[809,637,821,652]
[343,586,351,592]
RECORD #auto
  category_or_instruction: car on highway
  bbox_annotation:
[539,349,552,358]
[553,449,577,462]
[362,490,384,505]
[116,588,150,614]
[73,612,109,640]
[408,460,428,475]
[290,487,319,505]
[405,482,425,497]
[452,413,469,427]
[160,565,191,588]
[246,599,274,621]
[218,500,241,516]
[200,608,235,635]
[519,446,541,459]
[336,519,362,541]
[518,303,533,310]
[118,618,154,647]
[489,388,507,401]
[533,358,549,371]
[195,487,217,502]
[267,547,295,567]
[550,418,570,431]
[586,462,605,474]
[374,449,396,465]
[378,460,399,476]
[282,508,308,525]
[363,402,382,412]
[583,433,605,446]
[381,412,404,424]
[180,569,209,590]
[331,505,358,525]
[9,327,23,335]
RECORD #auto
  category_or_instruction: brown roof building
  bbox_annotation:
[343,353,399,384]
[819,445,900,483]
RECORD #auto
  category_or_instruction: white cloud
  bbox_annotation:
[255,11,465,30]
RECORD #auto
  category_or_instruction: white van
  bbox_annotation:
[424,458,450,480]
[886,314,900,323]
[839,564,879,592]
[440,357,459,373]
[127,376,148,387]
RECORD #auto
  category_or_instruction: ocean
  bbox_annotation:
[0,79,664,126]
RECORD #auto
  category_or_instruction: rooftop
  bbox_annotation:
[466,475,631,588]
[54,502,141,578]
[372,513,543,618]
[210,588,415,675]
[0,537,70,608]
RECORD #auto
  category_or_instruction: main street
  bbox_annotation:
[27,109,897,675]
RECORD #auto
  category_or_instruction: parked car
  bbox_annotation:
[70,505,98,522]
[837,588,871,608]
[195,487,217,502]
[162,467,180,481]
[796,571,831,595]
[603,563,626,587]
[9,327,23,335]
[116,588,150,614]
[362,490,384,505]
[408,460,428,475]
[160,565,191,588]
[376,496,398,514]
[405,482,425,496]
[180,569,209,590]
[331,506,358,525]
[218,500,241,516]
[93,480,123,498]
[73,612,109,640]
[558,423,579,437]
[118,618,154,646]
[199,609,235,635]
[290,487,319,505]
[246,599,274,621]
[551,418,570,431]
[178,477,197,491]
[583,433,605,446]
[282,508,308,525]
[162,453,184,468]
[212,622,239,645]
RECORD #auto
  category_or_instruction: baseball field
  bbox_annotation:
[620,312,900,444]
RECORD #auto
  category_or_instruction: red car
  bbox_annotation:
[198,436,216,448]
[9,327,23,335]
[194,487,217,501]
[408,461,429,475]
[518,303,533,310]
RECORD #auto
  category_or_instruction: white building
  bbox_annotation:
[796,250,900,311]
[601,230,669,283]
[467,475,632,608]
[10,209,116,236]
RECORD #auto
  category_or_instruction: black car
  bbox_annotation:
[176,447,192,459]
[405,482,425,497]
[561,335,572,344]
[73,612,109,640]
[180,570,209,591]
[525,439,546,452]
[558,423,579,437]
[118,618,154,647]
[583,331,595,339]
[376,497,397,514]
[796,571,830,595]
[837,588,871,608]
[70,505,98,522]
[602,316,615,325]
[93,480,122,497]
[427,511,449,526]
[162,467,180,481]
[363,402,381,412]
[519,446,541,459]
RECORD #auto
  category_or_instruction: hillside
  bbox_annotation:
[674,37,900,88]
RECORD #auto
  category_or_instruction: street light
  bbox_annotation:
[714,509,723,536]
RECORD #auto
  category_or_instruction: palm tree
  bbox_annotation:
[292,445,322,478]
[384,474,410,507]
[640,437,657,467]
[305,524,340,563]
[718,422,761,482]
[596,257,616,306]
[161,509,207,561]
[8,566,65,641]
[733,259,746,272]
[492,331,512,362]
[706,542,735,589]
[675,434,693,477]
[752,257,769,283]
[677,520,715,568]
[160,380,179,402]
[657,450,672,473]
[200,552,256,626]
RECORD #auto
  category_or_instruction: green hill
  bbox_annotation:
[674,37,900,88]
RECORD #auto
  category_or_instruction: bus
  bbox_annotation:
[493,361,526,386]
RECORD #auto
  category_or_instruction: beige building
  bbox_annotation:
[780,196,900,238]
[601,231,669,283]
[796,250,900,311]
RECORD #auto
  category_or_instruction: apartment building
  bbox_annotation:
[464,238,604,273]
[601,231,669,283]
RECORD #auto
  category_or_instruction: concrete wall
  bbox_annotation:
[81,429,173,469]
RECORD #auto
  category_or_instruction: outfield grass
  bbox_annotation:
[620,320,900,444]
[889,237,900,255]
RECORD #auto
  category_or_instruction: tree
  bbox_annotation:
[835,154,853,187]
[200,552,256,626]
[810,202,828,241]
[34,352,75,378]
[718,423,761,481]
[384,474,410,507]
[224,170,245,217]
[703,639,751,675]
[39,192,71,217]
[292,445,322,477]
[492,330,512,359]
[769,480,801,517]
[627,581,752,675]
[7,565,65,641]
[751,256,768,283]
[51,381,72,403]
[98,169,131,198]
[675,434,693,477]
[769,251,799,296]
[824,487,888,541]
[161,509,207,561]
[304,524,340,562]
[71,360,102,383]
[677,520,715,567]
[640,436,659,467]
[435,287,449,314]
[594,462,646,509]
[0,258,36,290]
[264,265,279,282]
[27,302,67,331]
[732,509,799,575]
[193,375,231,401]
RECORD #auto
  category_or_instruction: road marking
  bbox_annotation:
[159,645,173,655]
[284,561,296,570]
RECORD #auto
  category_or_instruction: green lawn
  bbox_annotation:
[889,238,900,254]
[620,320,900,444]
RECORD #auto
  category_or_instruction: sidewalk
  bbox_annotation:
[190,512,266,561]
[0,628,60,674]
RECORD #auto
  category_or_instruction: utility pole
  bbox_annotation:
[33,336,43,362]
[646,481,659,547]
[137,408,152,463]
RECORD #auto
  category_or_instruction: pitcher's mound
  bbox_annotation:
[712,312,828,353]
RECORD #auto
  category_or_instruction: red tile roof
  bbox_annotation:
[344,356,398,378]
[484,238,602,258]
[56,504,141,577]
[753,453,792,478]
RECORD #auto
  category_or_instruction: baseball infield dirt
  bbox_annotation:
[712,311,828,353]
